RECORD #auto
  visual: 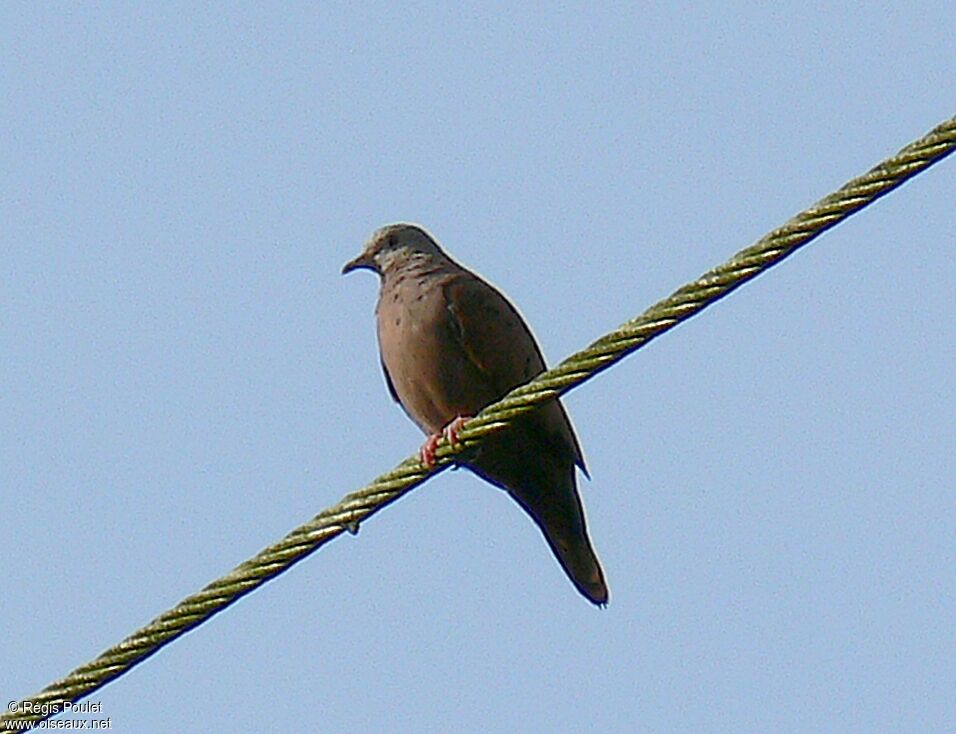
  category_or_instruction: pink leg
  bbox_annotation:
[419,415,473,468]
[420,433,442,468]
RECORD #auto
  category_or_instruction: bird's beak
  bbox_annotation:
[342,252,372,275]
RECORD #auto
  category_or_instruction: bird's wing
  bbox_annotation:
[380,358,401,404]
[441,271,588,473]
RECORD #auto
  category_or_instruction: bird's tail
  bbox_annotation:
[548,527,609,606]
[512,457,608,605]
[473,461,609,605]
[467,425,609,606]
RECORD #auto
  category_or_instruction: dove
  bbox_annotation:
[342,223,608,605]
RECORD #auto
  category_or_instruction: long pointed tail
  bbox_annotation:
[549,528,608,605]
[467,424,609,605]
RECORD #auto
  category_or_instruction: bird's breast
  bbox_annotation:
[376,273,491,434]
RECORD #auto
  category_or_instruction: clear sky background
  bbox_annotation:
[2,4,954,732]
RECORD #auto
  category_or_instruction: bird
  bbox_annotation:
[342,223,608,605]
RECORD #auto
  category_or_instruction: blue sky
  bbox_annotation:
[2,4,954,732]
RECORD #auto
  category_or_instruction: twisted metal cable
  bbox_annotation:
[3,115,954,730]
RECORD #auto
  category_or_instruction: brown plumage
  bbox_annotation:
[342,223,608,605]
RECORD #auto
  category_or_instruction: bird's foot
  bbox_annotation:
[420,415,472,468]
[420,434,441,468]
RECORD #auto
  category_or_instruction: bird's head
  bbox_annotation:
[342,223,446,276]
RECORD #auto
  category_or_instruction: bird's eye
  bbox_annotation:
[387,234,397,247]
